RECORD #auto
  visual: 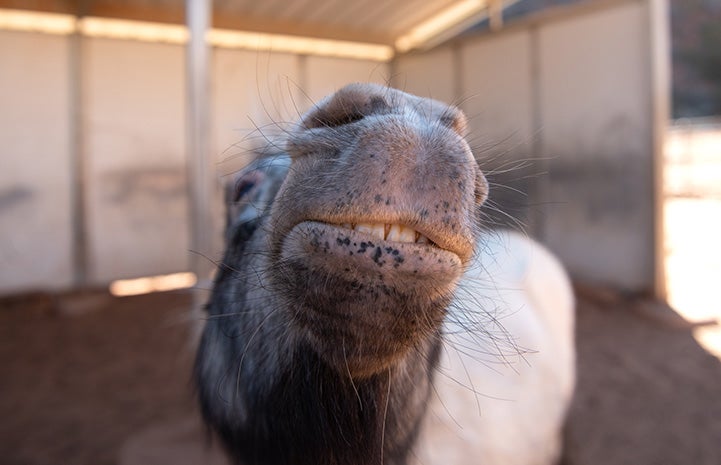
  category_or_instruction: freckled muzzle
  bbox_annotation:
[267,83,485,377]
[277,221,462,379]
[283,221,463,287]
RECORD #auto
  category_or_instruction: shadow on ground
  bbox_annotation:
[563,289,721,465]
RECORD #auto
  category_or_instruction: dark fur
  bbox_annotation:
[195,84,487,465]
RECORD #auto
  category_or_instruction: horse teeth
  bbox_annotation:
[349,222,428,244]
[355,223,384,240]
[386,224,403,242]
[397,225,416,243]
[369,224,385,240]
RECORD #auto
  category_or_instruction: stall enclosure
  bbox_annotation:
[0,0,668,297]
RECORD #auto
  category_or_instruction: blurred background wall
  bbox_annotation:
[0,0,669,298]
[394,0,663,291]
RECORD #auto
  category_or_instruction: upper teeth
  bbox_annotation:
[341,222,430,244]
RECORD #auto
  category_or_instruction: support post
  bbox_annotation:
[649,0,671,301]
[186,0,214,305]
[70,6,88,288]
[489,0,504,32]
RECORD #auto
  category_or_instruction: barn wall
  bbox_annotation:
[393,0,664,292]
[83,38,189,285]
[0,30,74,293]
[304,55,390,106]
[391,46,456,105]
[459,31,536,233]
[0,28,389,293]
[0,0,664,294]
[211,51,391,175]
[537,1,655,289]
[212,49,303,176]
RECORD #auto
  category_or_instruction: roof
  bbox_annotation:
[0,0,512,55]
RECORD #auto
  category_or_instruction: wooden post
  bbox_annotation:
[186,0,214,306]
[489,0,504,32]
[70,4,88,288]
[649,0,671,301]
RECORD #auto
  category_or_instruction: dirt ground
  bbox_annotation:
[0,288,720,465]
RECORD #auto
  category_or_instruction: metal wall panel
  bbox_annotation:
[0,0,663,294]
[459,31,537,233]
[394,34,538,232]
[0,31,74,293]
[391,46,456,106]
[394,0,662,292]
[537,1,655,289]
[210,49,303,259]
[83,37,189,285]
[212,49,302,176]
[303,56,390,108]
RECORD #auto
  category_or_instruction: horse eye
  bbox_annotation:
[233,178,256,202]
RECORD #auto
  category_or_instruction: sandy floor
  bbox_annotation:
[564,289,721,465]
[0,291,197,465]
[1,287,720,465]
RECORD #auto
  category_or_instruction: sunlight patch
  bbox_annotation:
[110,272,197,297]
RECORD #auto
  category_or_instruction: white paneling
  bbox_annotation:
[303,56,390,109]
[460,31,534,153]
[460,31,536,232]
[0,0,663,295]
[538,1,654,289]
[394,1,659,291]
[392,46,456,105]
[84,38,190,284]
[0,31,73,293]
[212,49,301,176]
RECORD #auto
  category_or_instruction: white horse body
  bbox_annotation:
[413,230,576,465]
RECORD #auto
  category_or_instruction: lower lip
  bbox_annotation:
[282,221,463,277]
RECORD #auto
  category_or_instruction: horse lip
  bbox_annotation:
[296,218,472,260]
